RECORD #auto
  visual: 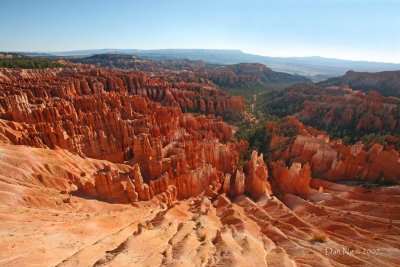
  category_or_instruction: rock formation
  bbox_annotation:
[265,117,400,184]
[74,164,177,204]
[0,66,268,203]
[290,134,400,183]
[243,151,272,198]
[222,151,272,199]
[271,161,312,196]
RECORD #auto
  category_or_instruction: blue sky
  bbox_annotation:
[1,0,399,63]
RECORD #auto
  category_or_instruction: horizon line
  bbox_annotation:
[1,48,399,65]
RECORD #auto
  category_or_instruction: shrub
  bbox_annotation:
[311,231,328,243]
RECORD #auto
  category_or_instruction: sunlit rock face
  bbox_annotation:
[289,134,400,183]
[243,151,272,199]
[271,160,312,196]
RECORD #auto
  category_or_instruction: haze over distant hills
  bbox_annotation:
[18,49,400,81]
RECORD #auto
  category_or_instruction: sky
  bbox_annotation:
[0,0,399,63]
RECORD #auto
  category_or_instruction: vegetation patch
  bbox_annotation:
[0,58,63,69]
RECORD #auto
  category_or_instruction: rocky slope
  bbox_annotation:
[0,142,399,266]
[318,70,400,97]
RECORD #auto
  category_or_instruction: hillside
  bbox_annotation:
[256,83,400,145]
[318,70,400,97]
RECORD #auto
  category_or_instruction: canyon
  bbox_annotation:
[0,62,399,267]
